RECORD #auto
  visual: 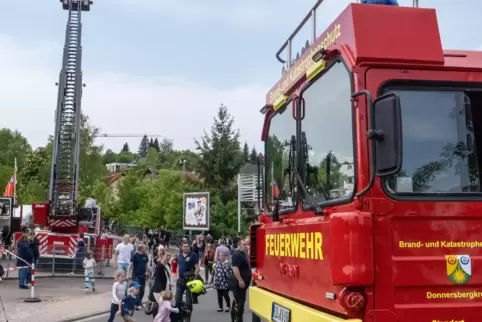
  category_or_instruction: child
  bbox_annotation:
[121,282,142,322]
[108,271,127,322]
[170,254,178,283]
[153,290,179,322]
[83,251,96,293]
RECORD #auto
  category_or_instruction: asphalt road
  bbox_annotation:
[76,288,252,322]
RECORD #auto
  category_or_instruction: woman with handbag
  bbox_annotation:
[147,252,173,318]
[213,251,231,312]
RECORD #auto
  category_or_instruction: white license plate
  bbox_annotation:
[271,303,291,322]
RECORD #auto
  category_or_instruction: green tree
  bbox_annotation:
[145,147,159,167]
[153,138,161,152]
[194,104,243,203]
[159,138,173,154]
[158,138,174,167]
[77,115,109,202]
[0,128,32,169]
[0,129,32,189]
[103,149,117,164]
[18,147,51,203]
[138,135,149,158]
[117,152,135,163]
[242,142,249,163]
[250,147,258,162]
[317,151,342,191]
[121,143,130,152]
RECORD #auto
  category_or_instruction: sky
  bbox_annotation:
[0,0,480,154]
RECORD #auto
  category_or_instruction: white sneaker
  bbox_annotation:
[84,288,88,294]
[67,272,75,276]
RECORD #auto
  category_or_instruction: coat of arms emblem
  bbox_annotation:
[446,255,471,284]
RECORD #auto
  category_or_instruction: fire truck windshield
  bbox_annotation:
[266,104,296,211]
[299,61,354,206]
[384,87,482,195]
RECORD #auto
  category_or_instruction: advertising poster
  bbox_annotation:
[183,192,210,231]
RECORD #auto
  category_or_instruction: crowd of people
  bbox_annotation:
[0,225,252,322]
[107,231,252,322]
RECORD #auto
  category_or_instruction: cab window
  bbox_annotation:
[385,88,482,195]
[265,104,296,211]
[300,61,354,207]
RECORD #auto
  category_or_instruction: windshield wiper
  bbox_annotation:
[273,134,321,220]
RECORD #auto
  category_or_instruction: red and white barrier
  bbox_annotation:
[28,263,38,302]
[0,247,41,302]
[4,265,30,272]
[1,247,31,267]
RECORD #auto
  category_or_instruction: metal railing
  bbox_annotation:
[1,237,183,279]
[278,0,420,70]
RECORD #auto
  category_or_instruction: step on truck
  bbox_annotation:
[248,1,482,322]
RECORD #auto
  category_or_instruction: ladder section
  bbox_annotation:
[50,2,83,220]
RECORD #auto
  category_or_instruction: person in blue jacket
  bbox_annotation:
[16,234,33,289]
[362,0,399,5]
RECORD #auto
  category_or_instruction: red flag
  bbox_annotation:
[4,177,14,197]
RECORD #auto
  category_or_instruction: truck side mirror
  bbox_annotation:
[370,93,403,176]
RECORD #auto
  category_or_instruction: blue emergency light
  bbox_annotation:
[362,0,399,5]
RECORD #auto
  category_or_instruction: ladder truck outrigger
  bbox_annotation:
[249,1,482,322]
[14,0,111,269]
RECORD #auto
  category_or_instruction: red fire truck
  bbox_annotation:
[249,2,482,322]
[13,0,112,266]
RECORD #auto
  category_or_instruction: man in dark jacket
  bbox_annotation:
[229,238,252,322]
[29,234,40,267]
[17,234,33,289]
[130,244,149,303]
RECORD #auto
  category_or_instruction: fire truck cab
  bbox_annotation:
[249,2,482,322]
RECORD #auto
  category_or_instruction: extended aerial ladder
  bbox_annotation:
[47,0,93,233]
[31,0,95,236]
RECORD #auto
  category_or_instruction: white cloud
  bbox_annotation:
[0,34,266,152]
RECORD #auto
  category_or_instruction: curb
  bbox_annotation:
[2,274,115,280]
[60,310,110,322]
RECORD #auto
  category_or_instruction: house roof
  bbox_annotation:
[108,173,123,185]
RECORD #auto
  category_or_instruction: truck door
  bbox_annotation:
[366,68,482,322]
[0,197,13,238]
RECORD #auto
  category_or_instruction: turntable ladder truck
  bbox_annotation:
[28,0,101,264]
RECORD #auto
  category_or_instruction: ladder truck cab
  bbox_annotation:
[0,197,15,241]
[18,0,105,266]
[249,1,482,322]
